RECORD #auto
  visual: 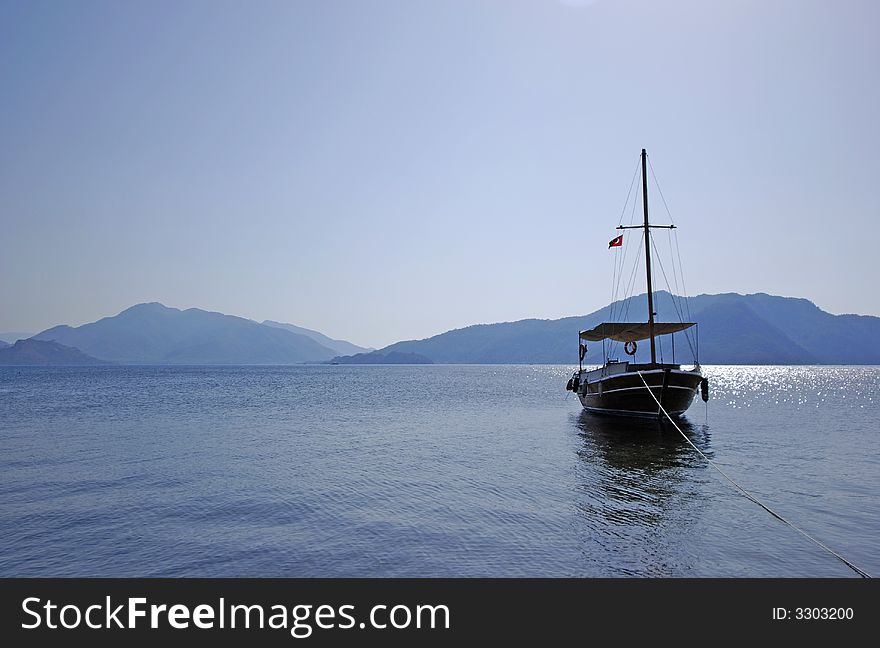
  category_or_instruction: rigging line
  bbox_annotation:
[620,243,642,324]
[664,229,692,350]
[672,228,693,323]
[650,236,696,357]
[622,168,643,277]
[647,153,693,324]
[647,153,676,225]
[629,156,641,226]
[622,234,644,315]
[636,372,872,579]
[619,167,642,287]
[653,240,695,358]
[610,242,619,324]
[611,218,631,322]
[611,158,646,359]
[613,235,644,359]
[612,226,631,320]
[610,241,619,324]
[610,157,640,322]
[611,170,642,324]
[604,156,641,329]
[611,235,644,360]
[665,229,682,301]
[618,157,641,227]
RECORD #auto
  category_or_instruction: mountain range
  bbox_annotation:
[0,332,33,345]
[6,292,879,365]
[0,339,107,365]
[30,303,364,365]
[262,320,371,357]
[339,291,880,365]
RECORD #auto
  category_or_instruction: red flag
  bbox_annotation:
[608,234,623,248]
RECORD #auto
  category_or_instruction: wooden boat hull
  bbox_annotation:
[576,368,702,418]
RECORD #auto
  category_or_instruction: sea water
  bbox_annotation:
[0,365,876,577]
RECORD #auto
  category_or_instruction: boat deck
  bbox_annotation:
[580,361,688,383]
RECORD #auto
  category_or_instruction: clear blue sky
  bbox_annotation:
[2,0,878,348]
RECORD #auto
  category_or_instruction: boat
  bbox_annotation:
[565,149,708,418]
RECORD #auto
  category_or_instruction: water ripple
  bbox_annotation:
[0,364,876,577]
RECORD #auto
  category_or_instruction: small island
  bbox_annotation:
[0,339,107,366]
[330,351,434,365]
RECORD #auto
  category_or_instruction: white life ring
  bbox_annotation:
[624,340,638,356]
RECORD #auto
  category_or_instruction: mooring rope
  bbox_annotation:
[636,371,871,578]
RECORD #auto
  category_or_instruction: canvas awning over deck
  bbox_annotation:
[579,322,695,343]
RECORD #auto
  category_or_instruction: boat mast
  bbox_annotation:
[641,148,657,364]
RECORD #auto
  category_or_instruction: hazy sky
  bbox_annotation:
[2,0,878,347]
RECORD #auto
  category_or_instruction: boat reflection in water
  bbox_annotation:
[574,410,712,470]
[571,410,714,575]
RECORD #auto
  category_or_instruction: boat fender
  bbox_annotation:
[566,378,573,391]
[624,340,638,356]
[700,378,709,402]
[572,376,580,392]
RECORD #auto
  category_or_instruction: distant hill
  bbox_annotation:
[262,320,371,356]
[20,293,880,366]
[331,351,433,365]
[338,292,880,365]
[0,331,34,345]
[693,299,817,364]
[0,339,107,365]
[33,303,338,364]
[0,340,9,349]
